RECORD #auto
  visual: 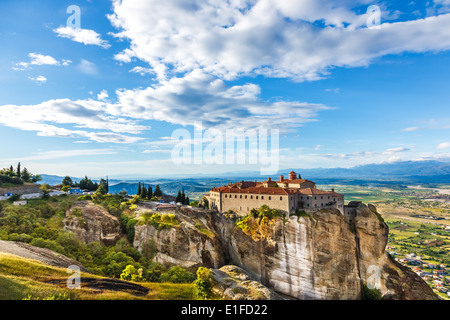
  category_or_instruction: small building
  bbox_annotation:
[13,200,27,206]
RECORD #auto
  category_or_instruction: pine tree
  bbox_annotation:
[137,182,141,195]
[176,190,182,203]
[21,168,31,182]
[154,184,162,197]
[16,162,21,178]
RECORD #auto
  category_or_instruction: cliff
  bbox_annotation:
[63,201,121,245]
[132,204,437,300]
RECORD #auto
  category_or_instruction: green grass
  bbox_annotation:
[0,253,198,300]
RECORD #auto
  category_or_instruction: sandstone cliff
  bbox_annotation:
[64,201,121,245]
[132,204,437,300]
[133,208,225,270]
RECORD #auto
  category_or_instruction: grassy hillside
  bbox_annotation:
[0,252,196,300]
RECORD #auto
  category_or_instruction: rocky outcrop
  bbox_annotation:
[0,240,87,272]
[132,203,438,300]
[133,208,225,270]
[64,201,120,245]
[211,265,283,300]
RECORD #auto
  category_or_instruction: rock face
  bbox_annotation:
[0,240,88,272]
[211,265,283,300]
[133,203,437,300]
[64,201,121,245]
[133,208,225,270]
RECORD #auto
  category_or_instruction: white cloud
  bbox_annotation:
[78,59,98,75]
[29,75,47,84]
[13,53,71,71]
[382,147,411,155]
[0,99,149,144]
[109,69,331,131]
[129,66,153,76]
[54,26,111,49]
[97,90,109,101]
[437,142,450,149]
[108,0,450,81]
[402,126,421,132]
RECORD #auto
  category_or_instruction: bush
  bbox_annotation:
[362,284,382,300]
[194,267,215,299]
[159,266,196,283]
[120,264,143,282]
[8,194,21,203]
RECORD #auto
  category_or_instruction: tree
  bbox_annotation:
[185,196,190,205]
[96,183,107,195]
[31,174,42,183]
[194,267,215,299]
[21,167,31,182]
[147,185,152,199]
[153,185,162,197]
[137,182,141,196]
[176,190,182,203]
[40,184,52,199]
[181,189,186,204]
[62,176,73,187]
[16,162,21,178]
[61,185,71,193]
[140,184,148,199]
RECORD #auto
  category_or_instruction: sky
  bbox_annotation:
[0,0,450,178]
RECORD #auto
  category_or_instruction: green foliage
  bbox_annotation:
[61,176,73,187]
[40,184,52,199]
[153,185,163,197]
[7,194,21,203]
[362,284,382,300]
[120,214,138,243]
[194,267,215,299]
[159,266,195,284]
[77,194,92,201]
[120,265,143,282]
[290,209,311,220]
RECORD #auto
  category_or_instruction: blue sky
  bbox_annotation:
[0,0,449,178]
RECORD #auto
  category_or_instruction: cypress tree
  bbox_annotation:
[181,189,186,204]
[141,183,148,199]
[137,182,141,195]
[148,185,153,199]
[17,162,21,178]
[176,190,182,203]
[185,196,190,205]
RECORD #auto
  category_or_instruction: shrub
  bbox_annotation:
[362,284,382,300]
[159,266,196,283]
[120,264,143,282]
[8,194,21,203]
[194,267,215,299]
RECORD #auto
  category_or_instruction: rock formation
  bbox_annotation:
[63,201,120,245]
[132,203,437,300]
[211,265,283,300]
[133,208,225,270]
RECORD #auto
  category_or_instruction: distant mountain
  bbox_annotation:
[39,160,450,193]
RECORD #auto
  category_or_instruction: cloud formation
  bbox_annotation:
[109,0,450,81]
[13,53,71,71]
[54,26,111,49]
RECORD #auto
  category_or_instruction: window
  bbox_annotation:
[225,195,227,198]
[245,195,247,199]
[240,195,242,199]
[251,195,253,199]
[269,196,271,200]
[261,196,264,199]
[307,204,310,207]
[256,196,258,199]
[321,196,323,199]
[235,195,237,198]
[314,196,317,200]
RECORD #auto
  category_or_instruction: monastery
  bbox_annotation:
[206,171,346,217]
